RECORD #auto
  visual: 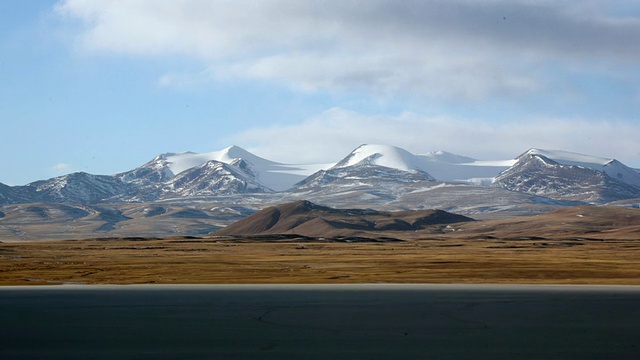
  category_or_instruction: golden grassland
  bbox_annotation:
[1,237,639,285]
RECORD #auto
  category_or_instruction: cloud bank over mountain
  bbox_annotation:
[56,0,640,100]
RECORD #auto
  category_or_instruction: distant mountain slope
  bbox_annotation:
[1,145,639,211]
[0,182,31,204]
[494,149,640,203]
[212,200,474,238]
[24,172,132,204]
[326,144,511,184]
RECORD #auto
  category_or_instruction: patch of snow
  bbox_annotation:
[466,159,518,167]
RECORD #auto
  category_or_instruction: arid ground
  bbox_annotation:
[1,236,639,285]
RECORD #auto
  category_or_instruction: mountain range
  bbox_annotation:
[1,144,639,224]
[1,143,639,240]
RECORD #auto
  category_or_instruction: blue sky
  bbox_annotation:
[2,1,640,185]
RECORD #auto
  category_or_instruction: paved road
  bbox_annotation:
[1,284,639,359]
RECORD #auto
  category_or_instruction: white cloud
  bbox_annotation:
[51,163,74,174]
[234,108,640,167]
[55,0,640,100]
[51,1,640,169]
[219,52,542,100]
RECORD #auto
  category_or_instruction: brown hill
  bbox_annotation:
[212,200,475,238]
[449,205,640,240]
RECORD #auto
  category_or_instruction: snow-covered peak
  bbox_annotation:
[332,144,424,171]
[163,145,277,175]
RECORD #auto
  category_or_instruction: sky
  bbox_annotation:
[1,0,640,185]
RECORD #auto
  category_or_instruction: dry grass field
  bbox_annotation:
[1,236,639,285]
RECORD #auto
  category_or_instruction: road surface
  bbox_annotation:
[1,284,639,359]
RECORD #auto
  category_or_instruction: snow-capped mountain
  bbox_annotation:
[494,149,640,203]
[2,146,297,204]
[115,155,277,202]
[332,144,426,171]
[286,145,574,216]
[119,145,326,192]
[1,145,639,211]
[323,144,512,185]
[0,144,519,206]
[295,144,436,189]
